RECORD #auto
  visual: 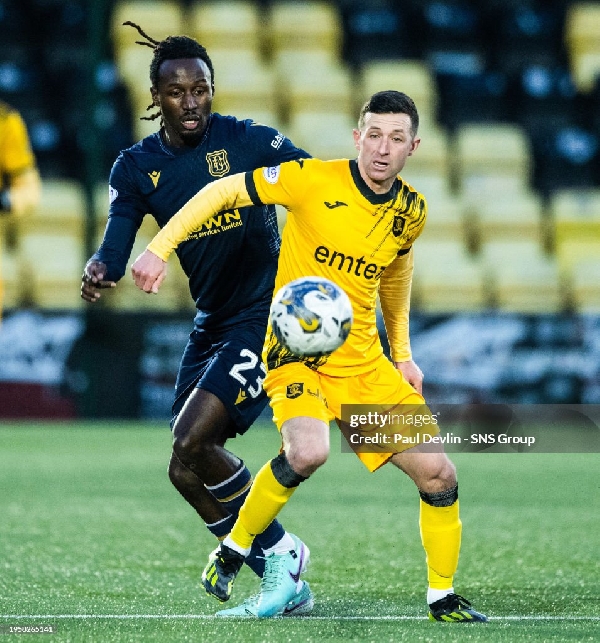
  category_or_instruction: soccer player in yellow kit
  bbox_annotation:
[0,101,41,319]
[132,91,487,622]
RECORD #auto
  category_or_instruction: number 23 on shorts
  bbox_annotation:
[229,348,267,399]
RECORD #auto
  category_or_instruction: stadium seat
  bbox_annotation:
[472,191,546,247]
[489,3,565,76]
[115,45,154,108]
[419,1,484,57]
[458,174,533,206]
[187,1,262,55]
[513,65,576,137]
[569,257,600,312]
[272,47,346,77]
[115,49,162,142]
[436,70,511,131]
[208,49,278,122]
[268,1,343,57]
[16,179,86,239]
[457,176,539,252]
[402,169,466,246]
[555,238,599,277]
[274,51,353,122]
[342,3,417,64]
[570,50,600,94]
[286,111,357,160]
[565,3,600,93]
[549,188,600,252]
[400,173,452,201]
[412,240,488,312]
[533,125,599,196]
[565,2,600,59]
[18,233,84,309]
[415,193,469,248]
[401,127,451,178]
[454,123,532,192]
[481,240,563,313]
[360,60,438,129]
[0,249,31,310]
[111,1,184,53]
[0,2,27,54]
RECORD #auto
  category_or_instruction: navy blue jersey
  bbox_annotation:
[92,114,308,330]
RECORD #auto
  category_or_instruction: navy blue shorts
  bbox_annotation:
[171,322,268,434]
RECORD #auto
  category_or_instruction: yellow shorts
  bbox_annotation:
[264,354,436,472]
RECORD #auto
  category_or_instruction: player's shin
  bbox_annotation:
[205,460,286,576]
[229,453,306,552]
[418,487,462,592]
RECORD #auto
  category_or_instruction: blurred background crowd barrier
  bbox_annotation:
[0,0,599,418]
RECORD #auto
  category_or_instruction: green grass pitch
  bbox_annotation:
[0,420,598,642]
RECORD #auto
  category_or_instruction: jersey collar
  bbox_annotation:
[349,159,400,205]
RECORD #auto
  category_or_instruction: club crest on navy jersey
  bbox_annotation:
[206,149,230,177]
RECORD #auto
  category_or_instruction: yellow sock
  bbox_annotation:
[230,460,297,550]
[419,499,462,589]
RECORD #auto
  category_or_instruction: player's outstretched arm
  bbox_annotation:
[145,173,252,262]
[131,250,167,294]
[81,260,116,303]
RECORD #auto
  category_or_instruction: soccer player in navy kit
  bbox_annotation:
[80,24,312,615]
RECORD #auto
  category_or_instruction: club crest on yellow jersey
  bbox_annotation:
[393,214,406,237]
[286,383,304,399]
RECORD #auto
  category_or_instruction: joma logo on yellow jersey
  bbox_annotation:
[314,245,386,280]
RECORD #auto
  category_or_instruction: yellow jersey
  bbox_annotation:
[0,101,36,189]
[247,158,426,375]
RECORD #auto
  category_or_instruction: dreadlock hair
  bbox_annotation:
[123,21,215,122]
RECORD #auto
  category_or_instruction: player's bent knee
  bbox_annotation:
[172,432,196,461]
[439,456,457,486]
[271,452,309,487]
[167,452,192,488]
[287,442,329,476]
[281,416,329,476]
[421,453,456,488]
[172,426,217,463]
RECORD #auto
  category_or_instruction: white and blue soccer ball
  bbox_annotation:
[270,276,353,357]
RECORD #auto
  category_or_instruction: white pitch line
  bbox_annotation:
[1,615,599,621]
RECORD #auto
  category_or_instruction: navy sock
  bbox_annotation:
[205,514,235,540]
[205,461,252,515]
[206,461,286,577]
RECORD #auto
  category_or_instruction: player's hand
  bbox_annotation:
[81,260,116,303]
[394,359,424,395]
[131,250,167,293]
